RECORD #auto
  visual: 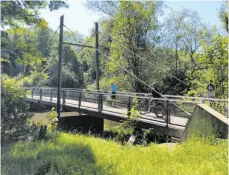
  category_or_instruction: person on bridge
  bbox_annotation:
[111,83,117,107]
[111,83,117,99]
[151,84,161,98]
[146,84,162,112]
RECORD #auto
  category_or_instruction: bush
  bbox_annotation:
[111,96,145,144]
[46,107,58,131]
[1,75,32,145]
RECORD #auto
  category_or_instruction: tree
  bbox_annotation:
[185,2,228,98]
[85,1,119,17]
[1,0,69,84]
[37,27,54,58]
[219,1,228,32]
[162,9,207,70]
[1,27,47,79]
[1,0,68,28]
[161,69,188,95]
[187,32,228,98]
[44,44,84,88]
[83,1,227,97]
[95,1,161,92]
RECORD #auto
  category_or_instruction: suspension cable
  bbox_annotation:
[101,32,211,100]
[63,25,95,56]
[48,25,60,45]
[103,33,189,86]
[21,26,60,88]
[75,35,94,56]
[45,32,95,86]
[63,25,191,116]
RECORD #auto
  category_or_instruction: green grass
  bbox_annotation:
[2,133,228,175]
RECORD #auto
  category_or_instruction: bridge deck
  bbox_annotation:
[27,95,189,138]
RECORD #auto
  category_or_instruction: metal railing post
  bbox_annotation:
[62,91,66,105]
[101,94,103,111]
[98,94,102,112]
[50,90,52,102]
[127,97,131,118]
[165,100,170,142]
[31,88,33,99]
[165,100,169,126]
[79,92,82,108]
[40,88,42,101]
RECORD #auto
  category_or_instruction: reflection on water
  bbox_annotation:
[29,112,50,125]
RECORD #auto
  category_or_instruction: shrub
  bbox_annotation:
[113,96,142,144]
[46,107,58,131]
[1,75,32,145]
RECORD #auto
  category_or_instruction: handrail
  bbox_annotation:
[164,95,228,102]
[26,87,228,102]
[26,87,158,96]
[28,87,227,128]
[26,87,228,131]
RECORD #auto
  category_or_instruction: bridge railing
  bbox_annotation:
[27,86,228,100]
[27,87,199,127]
[26,87,227,126]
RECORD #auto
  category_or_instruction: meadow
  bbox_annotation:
[2,132,228,175]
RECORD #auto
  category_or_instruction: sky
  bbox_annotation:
[39,0,223,36]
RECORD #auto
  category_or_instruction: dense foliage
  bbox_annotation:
[1,1,227,98]
[1,0,68,145]
[82,1,228,97]
[1,0,68,27]
[1,1,227,145]
[1,2,228,174]
[187,32,228,98]
[1,75,31,145]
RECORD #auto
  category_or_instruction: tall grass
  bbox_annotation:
[2,133,228,175]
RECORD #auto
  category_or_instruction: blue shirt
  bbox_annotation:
[111,85,117,93]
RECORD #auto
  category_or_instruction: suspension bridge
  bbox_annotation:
[25,87,228,139]
[25,15,228,140]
